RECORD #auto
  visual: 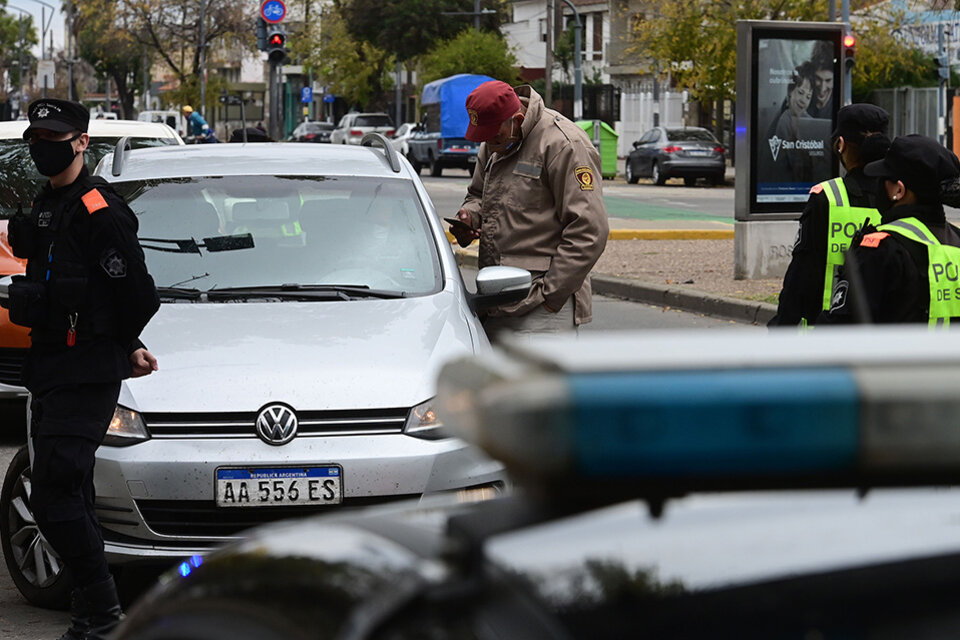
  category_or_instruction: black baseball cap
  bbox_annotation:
[830,103,888,145]
[864,134,960,198]
[23,99,89,139]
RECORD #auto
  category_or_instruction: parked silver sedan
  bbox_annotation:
[0,136,526,608]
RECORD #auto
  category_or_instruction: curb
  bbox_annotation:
[445,228,734,243]
[455,249,776,325]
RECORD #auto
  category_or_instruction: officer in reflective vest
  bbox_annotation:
[770,104,890,327]
[819,134,960,325]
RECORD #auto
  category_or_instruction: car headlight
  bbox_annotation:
[102,405,150,446]
[404,398,448,440]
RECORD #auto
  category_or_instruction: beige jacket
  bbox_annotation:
[460,86,609,324]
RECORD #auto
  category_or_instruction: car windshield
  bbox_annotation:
[354,115,392,127]
[665,129,717,142]
[113,175,442,297]
[0,136,178,218]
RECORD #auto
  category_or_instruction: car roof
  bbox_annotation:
[99,141,411,181]
[0,119,183,142]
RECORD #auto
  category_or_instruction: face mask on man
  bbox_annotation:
[29,133,81,177]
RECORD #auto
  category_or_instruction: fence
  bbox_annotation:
[616,91,687,157]
[871,87,940,139]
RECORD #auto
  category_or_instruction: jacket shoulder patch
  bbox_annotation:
[81,189,109,214]
[860,231,890,248]
[809,184,824,194]
[574,166,595,191]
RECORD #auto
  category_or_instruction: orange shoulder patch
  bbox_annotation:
[81,189,108,215]
[809,184,824,194]
[860,232,890,248]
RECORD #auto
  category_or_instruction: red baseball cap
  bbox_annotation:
[465,81,521,142]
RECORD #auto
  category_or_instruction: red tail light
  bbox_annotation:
[385,129,395,137]
[304,133,316,140]
[349,129,363,136]
[662,146,681,153]
[437,138,444,150]
[714,146,725,153]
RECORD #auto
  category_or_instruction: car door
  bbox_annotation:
[635,130,658,176]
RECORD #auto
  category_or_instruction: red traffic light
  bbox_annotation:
[269,34,285,46]
[843,34,856,49]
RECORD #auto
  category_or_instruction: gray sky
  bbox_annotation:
[5,0,65,58]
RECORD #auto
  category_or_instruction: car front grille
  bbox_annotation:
[142,408,409,439]
[0,347,25,386]
[136,496,419,537]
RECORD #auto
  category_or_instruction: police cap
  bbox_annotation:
[830,103,888,145]
[864,134,960,199]
[22,99,89,140]
[464,81,522,142]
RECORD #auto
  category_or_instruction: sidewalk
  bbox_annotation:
[453,161,784,325]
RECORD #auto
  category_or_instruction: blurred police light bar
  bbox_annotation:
[437,327,960,493]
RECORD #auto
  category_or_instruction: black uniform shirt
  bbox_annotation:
[769,167,879,326]
[9,167,159,392]
[817,202,960,324]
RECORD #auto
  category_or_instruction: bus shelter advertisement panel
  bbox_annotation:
[753,34,839,208]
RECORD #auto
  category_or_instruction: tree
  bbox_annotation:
[337,0,505,62]
[297,7,394,110]
[74,0,145,118]
[0,11,38,99]
[851,10,939,101]
[418,29,519,85]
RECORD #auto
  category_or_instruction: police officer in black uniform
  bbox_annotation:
[819,134,960,324]
[769,104,891,327]
[4,99,160,640]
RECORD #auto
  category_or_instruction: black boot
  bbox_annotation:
[58,588,91,640]
[78,576,124,640]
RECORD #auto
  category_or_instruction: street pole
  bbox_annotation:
[200,0,207,121]
[842,0,851,105]
[544,0,552,106]
[828,0,835,22]
[940,24,947,145]
[395,61,402,126]
[561,0,582,120]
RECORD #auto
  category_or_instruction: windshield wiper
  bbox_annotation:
[206,284,406,300]
[156,286,203,300]
[140,234,255,255]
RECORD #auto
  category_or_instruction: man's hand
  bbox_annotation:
[450,209,480,247]
[130,348,159,378]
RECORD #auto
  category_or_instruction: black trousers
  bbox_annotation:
[29,382,121,588]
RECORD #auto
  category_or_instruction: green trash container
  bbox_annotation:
[575,120,618,179]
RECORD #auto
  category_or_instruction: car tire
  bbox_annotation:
[0,446,72,610]
[684,177,697,187]
[407,152,422,175]
[652,162,666,186]
[710,172,725,186]
[625,161,639,184]
[430,160,443,177]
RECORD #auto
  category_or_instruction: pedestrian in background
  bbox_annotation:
[181,105,218,143]
[819,134,960,325]
[5,99,160,639]
[449,81,609,338]
[770,104,890,327]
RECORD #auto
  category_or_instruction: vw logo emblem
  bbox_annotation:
[256,404,298,445]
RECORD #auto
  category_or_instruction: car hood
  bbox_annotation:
[124,291,476,413]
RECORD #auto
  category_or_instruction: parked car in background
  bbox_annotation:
[390,122,417,155]
[329,113,394,145]
[625,126,726,186]
[0,119,184,403]
[407,74,492,177]
[138,110,186,136]
[0,135,527,609]
[291,121,333,143]
[110,327,960,639]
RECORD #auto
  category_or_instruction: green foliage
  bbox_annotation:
[851,11,939,101]
[631,0,829,102]
[419,29,519,85]
[0,11,38,90]
[338,0,504,62]
[300,8,394,109]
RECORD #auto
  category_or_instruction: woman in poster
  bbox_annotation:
[772,62,817,183]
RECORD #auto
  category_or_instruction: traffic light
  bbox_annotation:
[256,18,267,52]
[937,53,950,81]
[843,33,856,72]
[266,27,286,63]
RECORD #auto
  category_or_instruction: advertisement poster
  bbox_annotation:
[753,35,839,208]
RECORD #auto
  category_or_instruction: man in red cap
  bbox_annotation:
[450,81,609,337]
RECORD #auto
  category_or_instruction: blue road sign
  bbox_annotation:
[301,87,313,103]
[261,0,286,23]
[323,94,336,104]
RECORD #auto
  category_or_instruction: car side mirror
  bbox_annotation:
[633,141,642,149]
[472,266,532,311]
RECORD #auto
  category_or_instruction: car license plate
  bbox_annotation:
[687,150,710,156]
[215,466,342,508]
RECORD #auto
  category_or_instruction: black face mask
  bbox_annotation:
[29,134,81,177]
[875,181,895,217]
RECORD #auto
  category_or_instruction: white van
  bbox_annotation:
[138,109,185,136]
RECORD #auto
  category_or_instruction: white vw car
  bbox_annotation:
[0,136,526,608]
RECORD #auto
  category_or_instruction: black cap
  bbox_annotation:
[23,99,89,139]
[830,103,888,145]
[864,134,960,199]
